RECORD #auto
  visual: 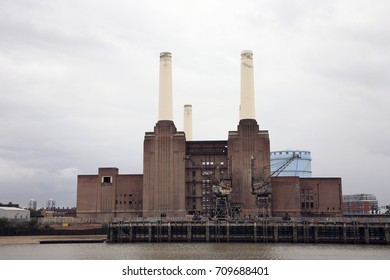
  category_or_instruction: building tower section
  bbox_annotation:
[228,50,271,216]
[143,52,186,218]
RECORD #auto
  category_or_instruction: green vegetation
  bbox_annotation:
[0,217,107,236]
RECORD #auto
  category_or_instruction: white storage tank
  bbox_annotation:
[270,150,312,178]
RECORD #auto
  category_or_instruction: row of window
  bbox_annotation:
[301,202,315,209]
[200,161,225,166]
[187,168,227,178]
[116,193,136,198]
[115,200,139,205]
[301,195,316,201]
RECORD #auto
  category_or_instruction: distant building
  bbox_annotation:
[342,194,379,215]
[0,202,20,208]
[28,199,37,210]
[46,199,56,210]
[0,207,30,221]
[53,207,77,218]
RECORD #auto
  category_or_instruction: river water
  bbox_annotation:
[1,242,389,260]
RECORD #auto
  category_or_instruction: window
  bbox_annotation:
[102,176,112,183]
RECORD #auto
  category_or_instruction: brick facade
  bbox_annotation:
[76,168,143,221]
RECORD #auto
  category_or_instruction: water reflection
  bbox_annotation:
[0,243,389,260]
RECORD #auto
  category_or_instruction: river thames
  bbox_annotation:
[0,241,389,260]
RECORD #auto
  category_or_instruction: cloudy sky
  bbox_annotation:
[1,0,389,208]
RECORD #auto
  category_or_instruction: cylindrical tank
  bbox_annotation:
[270,150,312,177]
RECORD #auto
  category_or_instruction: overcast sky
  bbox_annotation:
[1,0,389,208]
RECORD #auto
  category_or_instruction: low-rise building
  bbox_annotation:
[342,194,379,215]
[0,207,30,221]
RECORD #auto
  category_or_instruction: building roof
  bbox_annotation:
[0,207,29,211]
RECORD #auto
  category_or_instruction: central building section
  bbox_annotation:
[143,50,270,218]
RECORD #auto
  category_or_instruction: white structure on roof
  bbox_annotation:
[0,207,30,221]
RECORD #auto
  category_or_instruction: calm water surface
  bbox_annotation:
[0,243,389,260]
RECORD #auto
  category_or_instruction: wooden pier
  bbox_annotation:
[107,219,390,245]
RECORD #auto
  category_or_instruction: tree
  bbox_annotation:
[0,217,10,228]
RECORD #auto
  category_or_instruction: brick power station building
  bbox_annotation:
[76,51,342,221]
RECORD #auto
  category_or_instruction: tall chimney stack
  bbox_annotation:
[184,104,193,140]
[158,52,173,121]
[240,50,256,120]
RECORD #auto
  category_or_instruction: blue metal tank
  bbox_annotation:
[270,150,312,177]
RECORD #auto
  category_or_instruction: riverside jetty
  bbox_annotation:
[107,217,390,245]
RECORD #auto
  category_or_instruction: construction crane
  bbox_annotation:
[200,167,232,219]
[251,153,301,217]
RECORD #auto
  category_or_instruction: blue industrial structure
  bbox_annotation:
[270,150,312,178]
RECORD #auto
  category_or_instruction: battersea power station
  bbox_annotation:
[76,51,342,222]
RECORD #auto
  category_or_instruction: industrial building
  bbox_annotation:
[0,207,30,221]
[342,194,379,215]
[77,51,342,221]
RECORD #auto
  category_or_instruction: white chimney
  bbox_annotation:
[240,50,256,120]
[158,52,173,121]
[184,104,193,140]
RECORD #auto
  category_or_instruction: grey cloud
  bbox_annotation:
[1,0,389,207]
